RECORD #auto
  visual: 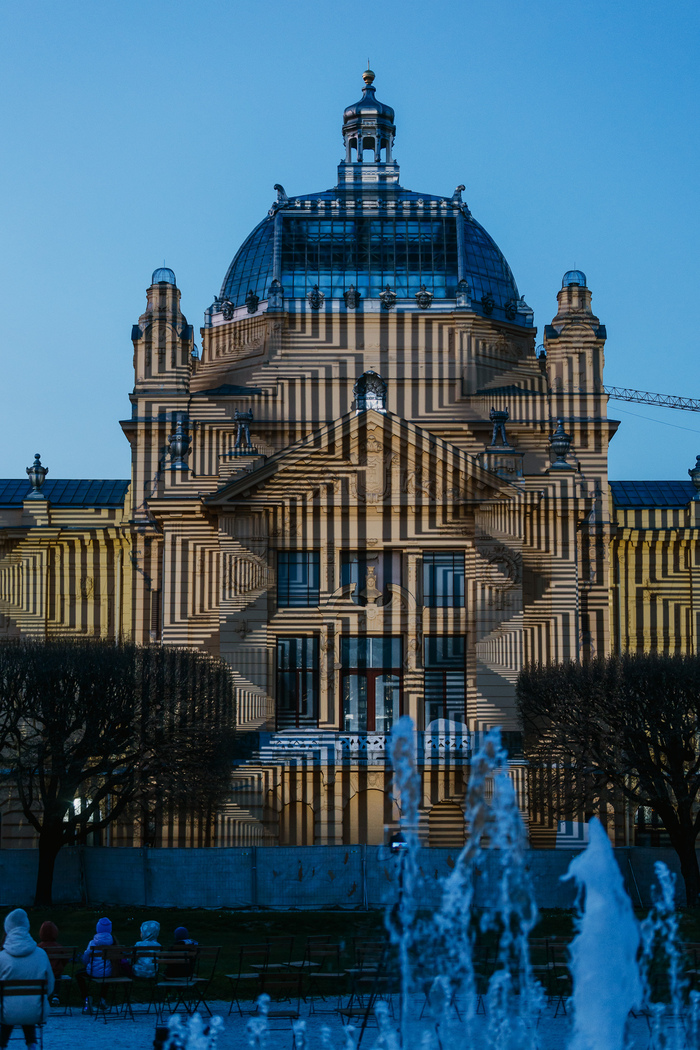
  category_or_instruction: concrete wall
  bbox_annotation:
[0,845,695,911]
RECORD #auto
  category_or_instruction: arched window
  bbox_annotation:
[353,371,387,413]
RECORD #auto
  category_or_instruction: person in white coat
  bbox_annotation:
[0,909,54,1050]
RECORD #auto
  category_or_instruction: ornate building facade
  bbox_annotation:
[1,71,698,849]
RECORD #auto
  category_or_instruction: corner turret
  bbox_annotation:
[543,270,607,403]
[551,270,597,324]
[131,268,194,393]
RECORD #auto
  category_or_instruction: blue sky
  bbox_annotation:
[1,0,698,481]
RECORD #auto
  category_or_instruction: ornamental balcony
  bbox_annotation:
[256,728,473,766]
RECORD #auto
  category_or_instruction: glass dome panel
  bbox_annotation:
[220,218,275,308]
[152,267,176,285]
[562,269,587,288]
[219,196,520,316]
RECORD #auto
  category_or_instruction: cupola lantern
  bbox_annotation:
[339,69,399,187]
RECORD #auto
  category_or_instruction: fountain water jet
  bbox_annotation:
[386,721,679,1050]
[236,720,684,1050]
[639,861,687,1050]
[564,817,642,1050]
[415,726,543,1049]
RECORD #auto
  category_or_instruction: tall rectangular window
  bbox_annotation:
[340,636,402,733]
[423,552,465,607]
[277,552,320,607]
[340,551,401,606]
[276,636,319,729]
[424,635,466,726]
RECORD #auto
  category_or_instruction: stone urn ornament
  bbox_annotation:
[379,285,397,310]
[307,285,325,310]
[415,284,433,309]
[267,279,284,311]
[549,419,574,470]
[481,291,495,316]
[688,455,700,500]
[245,289,259,314]
[26,453,48,499]
[168,422,192,471]
[344,284,361,309]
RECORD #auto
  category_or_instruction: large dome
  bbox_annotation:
[216,74,527,327]
[220,189,523,321]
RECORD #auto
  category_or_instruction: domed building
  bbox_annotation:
[117,69,617,848]
[10,70,698,855]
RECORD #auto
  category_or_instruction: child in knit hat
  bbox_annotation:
[173,926,197,948]
[75,917,115,1013]
[165,926,198,978]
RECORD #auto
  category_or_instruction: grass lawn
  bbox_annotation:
[20,907,387,1001]
[13,905,699,1003]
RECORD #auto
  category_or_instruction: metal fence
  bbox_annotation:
[0,844,693,910]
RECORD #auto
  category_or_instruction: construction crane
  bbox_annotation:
[605,388,700,413]
[536,349,699,413]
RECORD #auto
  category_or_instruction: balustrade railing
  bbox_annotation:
[258,729,474,762]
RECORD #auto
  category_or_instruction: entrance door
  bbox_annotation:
[340,637,402,732]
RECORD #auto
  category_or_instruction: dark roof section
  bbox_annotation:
[610,481,697,507]
[0,480,130,508]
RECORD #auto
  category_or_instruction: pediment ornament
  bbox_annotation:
[483,334,518,359]
[476,543,520,588]
[348,450,399,504]
[359,434,384,454]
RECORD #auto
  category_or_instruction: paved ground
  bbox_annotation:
[33,997,690,1049]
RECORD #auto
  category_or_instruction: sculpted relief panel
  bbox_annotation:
[475,540,521,612]
[323,430,484,507]
[207,318,267,361]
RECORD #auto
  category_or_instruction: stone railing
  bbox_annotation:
[256,728,474,764]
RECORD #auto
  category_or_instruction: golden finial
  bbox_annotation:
[363,63,375,86]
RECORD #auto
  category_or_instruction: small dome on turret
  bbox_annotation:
[562,270,587,288]
[152,267,176,286]
[343,68,395,124]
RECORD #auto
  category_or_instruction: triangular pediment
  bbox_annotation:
[205,410,518,509]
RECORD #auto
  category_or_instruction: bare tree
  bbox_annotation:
[517,653,700,906]
[0,639,237,905]
[0,642,34,751]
